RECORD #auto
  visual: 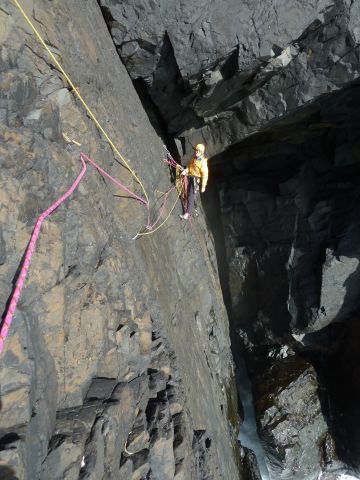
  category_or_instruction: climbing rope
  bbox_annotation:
[12,0,149,205]
[146,186,177,230]
[0,3,200,353]
[134,149,186,238]
[0,150,159,353]
[81,152,147,205]
[0,155,87,353]
[134,192,180,239]
[12,0,188,239]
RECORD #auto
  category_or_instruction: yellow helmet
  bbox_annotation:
[195,143,205,154]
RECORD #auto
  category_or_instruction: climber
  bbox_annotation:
[179,143,208,220]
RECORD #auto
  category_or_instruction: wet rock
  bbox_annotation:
[249,352,328,480]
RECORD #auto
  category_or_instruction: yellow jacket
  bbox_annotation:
[185,156,209,189]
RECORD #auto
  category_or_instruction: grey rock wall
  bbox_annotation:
[100,0,360,479]
[99,0,359,160]
[3,0,360,479]
[216,81,360,478]
[0,1,241,479]
[97,1,360,478]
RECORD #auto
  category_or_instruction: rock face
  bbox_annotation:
[2,1,360,479]
[98,0,360,477]
[99,0,359,159]
[96,0,360,475]
[250,350,328,480]
[215,81,360,478]
[217,81,360,337]
[0,1,241,479]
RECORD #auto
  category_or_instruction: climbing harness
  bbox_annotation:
[164,147,188,213]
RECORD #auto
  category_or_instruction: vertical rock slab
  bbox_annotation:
[0,1,241,478]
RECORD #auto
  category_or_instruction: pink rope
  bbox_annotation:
[164,150,188,213]
[0,155,87,353]
[0,151,150,353]
[81,152,147,206]
[83,151,150,227]
[164,152,180,170]
[147,186,176,230]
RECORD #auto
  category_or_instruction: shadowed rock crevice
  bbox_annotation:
[302,317,360,471]
[208,79,360,478]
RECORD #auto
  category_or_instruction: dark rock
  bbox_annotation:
[210,73,360,477]
[241,446,262,480]
[85,377,117,402]
[99,0,331,79]
[98,0,360,476]
[43,404,99,479]
[217,81,360,340]
[8,0,360,477]
[307,317,360,472]
[100,0,359,161]
[247,351,327,479]
[0,465,17,480]
[0,227,6,265]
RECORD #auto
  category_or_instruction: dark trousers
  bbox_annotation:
[186,176,198,214]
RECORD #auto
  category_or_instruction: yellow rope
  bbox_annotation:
[135,193,179,238]
[63,132,81,146]
[12,0,149,204]
[13,0,187,237]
